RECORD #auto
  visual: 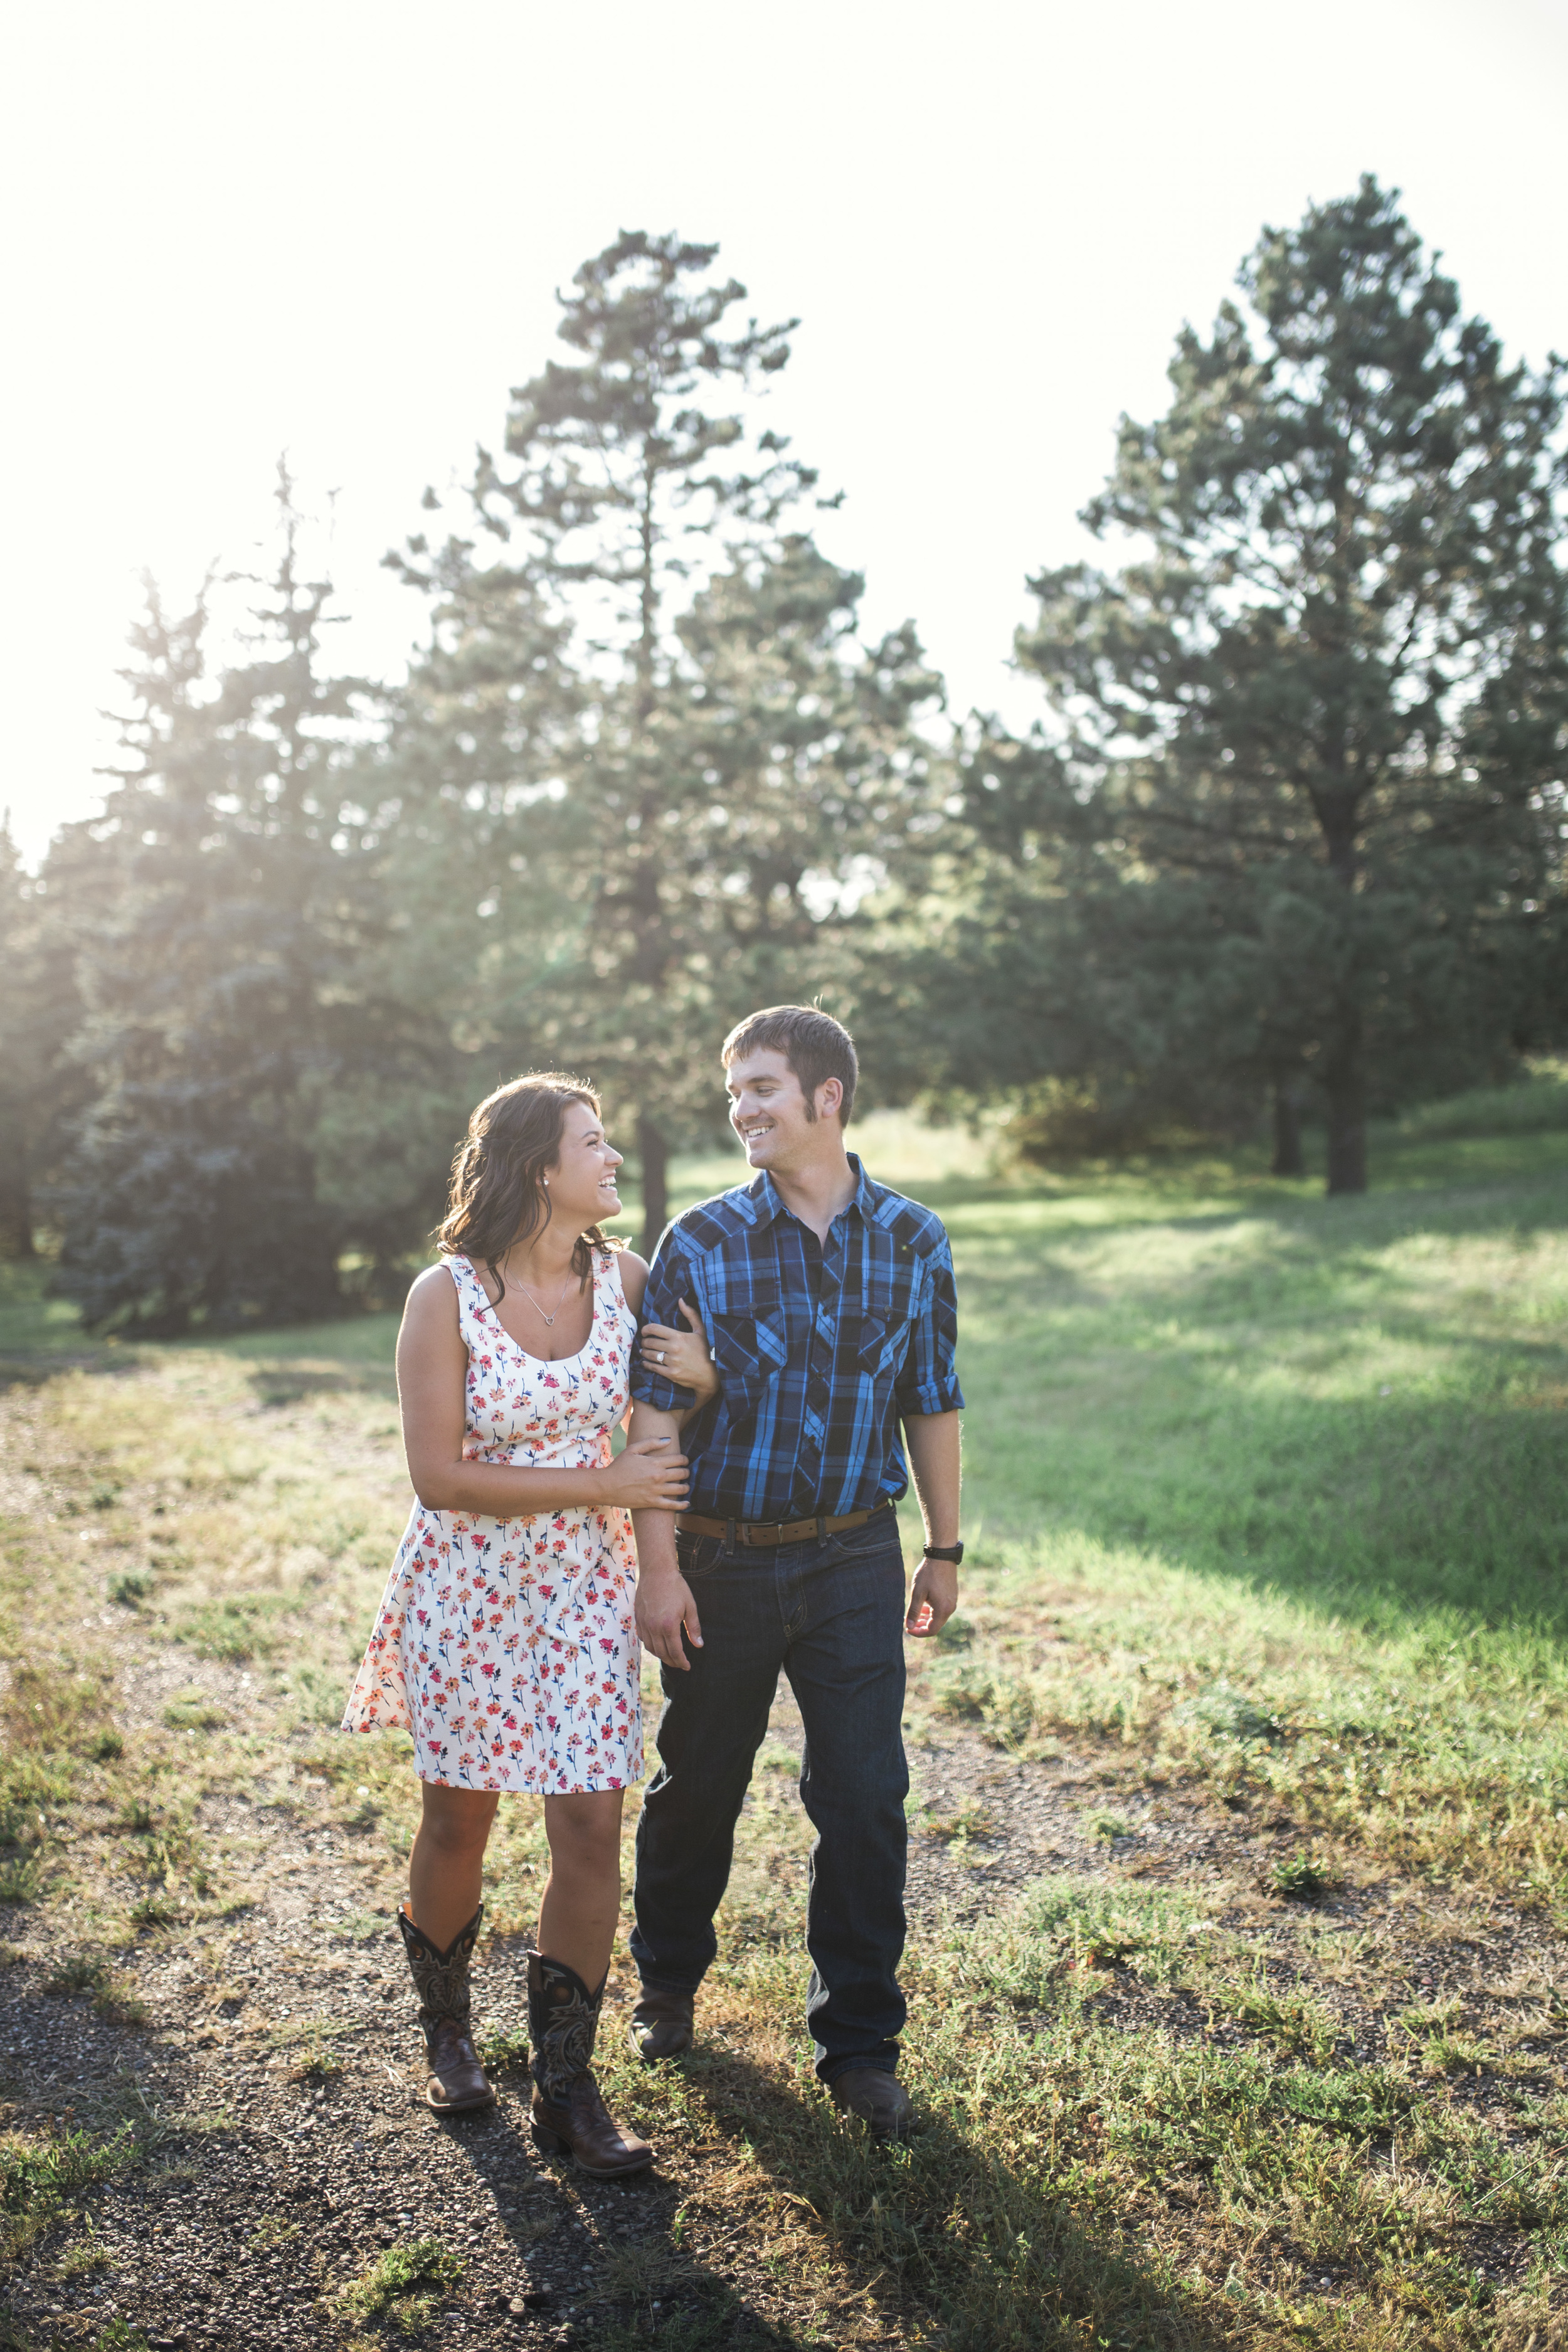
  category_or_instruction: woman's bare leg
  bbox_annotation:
[539,1790,626,1984]
[407,1784,501,1949]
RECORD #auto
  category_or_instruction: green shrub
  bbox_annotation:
[1396,1061,1568,1142]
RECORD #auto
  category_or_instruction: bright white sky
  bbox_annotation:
[2,0,1564,866]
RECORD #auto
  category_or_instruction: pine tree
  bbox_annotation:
[972,180,1568,1189]
[50,482,373,1330]
[382,233,943,1248]
[0,819,85,1259]
[344,507,591,1226]
[0,824,31,1258]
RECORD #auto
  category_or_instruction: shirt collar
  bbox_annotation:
[750,1153,876,1229]
[847,1152,877,1222]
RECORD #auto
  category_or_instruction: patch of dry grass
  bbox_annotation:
[1,1115,1566,2346]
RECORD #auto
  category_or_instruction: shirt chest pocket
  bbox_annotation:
[855,1273,914,1379]
[710,1297,790,1406]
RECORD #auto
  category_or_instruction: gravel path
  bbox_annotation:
[5,1661,1560,2345]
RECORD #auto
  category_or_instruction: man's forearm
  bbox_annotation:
[903,1409,961,1547]
[628,1398,703,1667]
[628,1400,684,1577]
[901,1409,961,1639]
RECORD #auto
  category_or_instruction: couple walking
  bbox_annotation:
[342,1006,964,2173]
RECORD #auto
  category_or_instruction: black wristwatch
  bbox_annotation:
[923,1542,964,1564]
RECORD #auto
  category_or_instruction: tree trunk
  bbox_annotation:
[1269,1081,1305,1179]
[0,1104,34,1259]
[638,1108,669,1261]
[1317,795,1366,1193]
[1323,1048,1367,1195]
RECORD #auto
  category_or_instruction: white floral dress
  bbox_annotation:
[341,1250,644,1793]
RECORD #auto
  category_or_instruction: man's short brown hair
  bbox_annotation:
[721,1005,859,1126]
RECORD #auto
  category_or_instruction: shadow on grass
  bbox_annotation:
[0,1348,137,1391]
[244,1362,396,1407]
[0,1259,405,1396]
[927,1122,1568,1238]
[953,1142,1568,1648]
[659,2038,1231,2352]
[975,1371,1568,1648]
[448,2080,817,2351]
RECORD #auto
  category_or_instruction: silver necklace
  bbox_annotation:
[508,1268,575,1327]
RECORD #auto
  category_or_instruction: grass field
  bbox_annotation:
[2,1089,1567,2350]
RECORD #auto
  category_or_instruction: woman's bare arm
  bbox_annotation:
[396,1264,690,1517]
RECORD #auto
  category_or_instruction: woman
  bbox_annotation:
[343,1073,715,2175]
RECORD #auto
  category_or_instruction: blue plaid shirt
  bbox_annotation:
[629,1155,963,1523]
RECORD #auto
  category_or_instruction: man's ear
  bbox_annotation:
[816,1076,844,1123]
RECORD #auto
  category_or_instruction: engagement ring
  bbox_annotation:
[655,1350,666,1364]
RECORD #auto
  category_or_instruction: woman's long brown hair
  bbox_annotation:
[435,1073,617,1301]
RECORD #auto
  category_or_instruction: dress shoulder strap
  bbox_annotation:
[446,1254,494,1348]
[594,1244,637,1328]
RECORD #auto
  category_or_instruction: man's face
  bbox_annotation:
[726,1047,837,1169]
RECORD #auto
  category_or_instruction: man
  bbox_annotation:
[626,1005,963,2137]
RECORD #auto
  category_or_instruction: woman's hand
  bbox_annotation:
[600,1436,691,1512]
[639,1297,719,1403]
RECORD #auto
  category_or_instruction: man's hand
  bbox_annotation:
[635,1564,704,1671]
[904,1553,958,1639]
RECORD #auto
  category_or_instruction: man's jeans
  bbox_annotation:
[630,1509,908,2083]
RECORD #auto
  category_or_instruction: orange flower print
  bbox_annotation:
[342,1251,643,1796]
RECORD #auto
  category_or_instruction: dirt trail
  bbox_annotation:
[4,1368,1563,2347]
[8,1660,1556,2346]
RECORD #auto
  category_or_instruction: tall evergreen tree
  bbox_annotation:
[0,820,85,1259]
[49,483,373,1330]
[314,541,586,1264]
[0,822,32,1258]
[965,180,1568,1189]
[383,233,943,1248]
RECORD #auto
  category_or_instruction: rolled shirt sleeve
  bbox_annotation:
[894,1236,965,1419]
[628,1241,699,1412]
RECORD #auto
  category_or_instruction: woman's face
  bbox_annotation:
[543,1100,623,1231]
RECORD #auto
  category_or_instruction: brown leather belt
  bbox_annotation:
[675,1497,893,1550]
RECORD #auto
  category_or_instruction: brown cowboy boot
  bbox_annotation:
[396,1903,495,2114]
[527,1953,653,2176]
[830,2069,913,2139]
[629,1983,695,2062]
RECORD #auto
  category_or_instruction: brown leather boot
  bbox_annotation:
[527,1953,653,2177]
[629,1983,695,2062]
[396,1904,495,2114]
[829,2069,912,2139]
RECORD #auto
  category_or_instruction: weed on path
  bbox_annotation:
[2,1113,1567,2348]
